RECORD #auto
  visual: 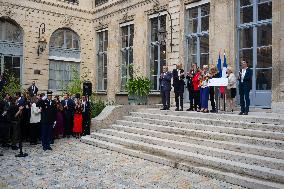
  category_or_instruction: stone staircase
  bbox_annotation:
[81,108,284,189]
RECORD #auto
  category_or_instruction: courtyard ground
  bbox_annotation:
[0,138,244,189]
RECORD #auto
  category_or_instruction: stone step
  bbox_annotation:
[137,109,283,125]
[123,116,284,141]
[101,125,284,159]
[86,133,284,184]
[113,121,284,150]
[130,112,284,132]
[95,129,284,171]
[81,136,284,189]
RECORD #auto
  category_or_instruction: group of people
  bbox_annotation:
[0,81,91,153]
[159,60,252,115]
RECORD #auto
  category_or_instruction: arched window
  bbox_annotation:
[0,18,22,42]
[50,29,80,49]
[49,28,81,90]
[0,18,23,82]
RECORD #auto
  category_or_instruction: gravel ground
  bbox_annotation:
[0,138,244,189]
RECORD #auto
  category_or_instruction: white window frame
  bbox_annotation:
[97,30,108,92]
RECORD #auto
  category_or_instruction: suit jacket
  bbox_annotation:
[28,85,38,97]
[17,97,25,107]
[239,68,253,91]
[40,99,57,124]
[82,101,91,114]
[173,69,185,93]
[61,99,75,115]
[159,72,172,92]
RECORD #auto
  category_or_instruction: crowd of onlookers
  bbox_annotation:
[0,81,91,154]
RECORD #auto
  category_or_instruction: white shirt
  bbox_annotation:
[82,101,86,112]
[30,103,41,123]
[241,68,247,83]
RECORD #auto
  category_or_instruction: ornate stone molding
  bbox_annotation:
[145,4,168,15]
[93,0,153,22]
[118,12,135,23]
[27,0,91,13]
[94,22,109,31]
[0,4,16,18]
[0,1,92,23]
[61,15,74,27]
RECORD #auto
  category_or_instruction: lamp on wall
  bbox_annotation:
[37,23,47,56]
[156,11,173,52]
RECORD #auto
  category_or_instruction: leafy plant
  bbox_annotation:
[89,94,106,118]
[1,71,22,98]
[61,66,88,96]
[125,76,151,97]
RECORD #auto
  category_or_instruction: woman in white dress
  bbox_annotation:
[226,67,237,112]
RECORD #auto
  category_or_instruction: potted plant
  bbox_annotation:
[125,76,151,105]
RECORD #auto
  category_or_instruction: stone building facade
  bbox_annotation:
[0,0,283,112]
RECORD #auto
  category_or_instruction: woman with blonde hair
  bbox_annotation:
[227,67,237,112]
[199,65,210,113]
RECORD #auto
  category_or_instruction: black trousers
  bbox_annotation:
[64,113,73,136]
[30,123,39,144]
[175,92,184,109]
[161,90,170,109]
[239,85,250,113]
[209,87,216,111]
[41,123,53,149]
[188,89,194,109]
[193,90,200,111]
[82,112,90,135]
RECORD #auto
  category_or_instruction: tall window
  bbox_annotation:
[97,30,108,91]
[95,0,108,6]
[186,3,209,69]
[150,15,167,91]
[49,60,80,90]
[120,24,134,91]
[238,0,272,91]
[0,19,23,82]
[48,28,81,90]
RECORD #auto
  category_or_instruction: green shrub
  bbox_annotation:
[1,72,22,99]
[89,94,106,118]
[125,76,151,97]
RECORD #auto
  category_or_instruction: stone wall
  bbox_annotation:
[0,0,94,92]
[271,0,284,113]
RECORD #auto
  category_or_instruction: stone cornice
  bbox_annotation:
[27,0,92,14]
[0,1,92,23]
[93,0,154,22]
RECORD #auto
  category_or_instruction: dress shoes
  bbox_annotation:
[238,112,244,115]
[11,145,18,150]
[175,108,179,111]
[47,147,53,151]
[160,107,167,110]
[243,112,248,115]
[186,108,193,111]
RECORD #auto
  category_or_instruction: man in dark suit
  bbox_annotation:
[238,60,253,115]
[61,93,75,137]
[173,63,185,111]
[82,95,91,135]
[160,66,172,110]
[28,81,38,97]
[39,90,56,151]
